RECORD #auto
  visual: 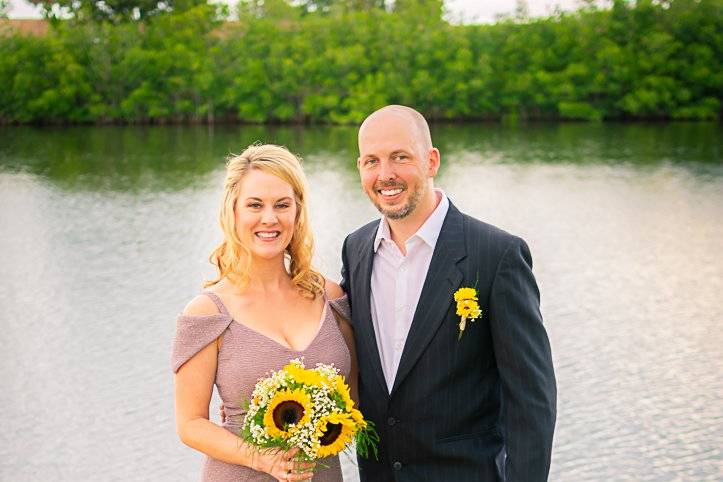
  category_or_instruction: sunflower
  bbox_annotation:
[283,363,327,387]
[263,389,313,439]
[315,412,356,458]
[334,375,354,410]
[349,408,366,429]
[456,298,482,319]
[454,287,478,302]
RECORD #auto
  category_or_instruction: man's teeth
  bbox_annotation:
[380,188,403,196]
[256,231,280,239]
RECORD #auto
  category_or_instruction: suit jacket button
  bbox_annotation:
[392,461,402,471]
[387,417,396,426]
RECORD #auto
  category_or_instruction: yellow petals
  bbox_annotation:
[334,375,354,410]
[454,286,483,339]
[315,413,356,458]
[350,408,366,428]
[454,287,477,302]
[243,359,376,463]
[283,363,325,387]
[456,298,482,319]
[263,389,312,439]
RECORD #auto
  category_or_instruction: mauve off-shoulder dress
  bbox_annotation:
[172,291,352,482]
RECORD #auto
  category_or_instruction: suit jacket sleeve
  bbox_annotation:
[488,237,557,481]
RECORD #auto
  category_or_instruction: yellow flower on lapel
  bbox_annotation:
[454,287,482,339]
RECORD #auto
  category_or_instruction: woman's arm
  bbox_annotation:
[324,280,359,406]
[336,316,359,406]
[174,296,312,481]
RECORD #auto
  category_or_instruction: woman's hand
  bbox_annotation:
[250,447,315,481]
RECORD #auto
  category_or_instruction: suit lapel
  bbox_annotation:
[391,204,466,395]
[352,225,390,399]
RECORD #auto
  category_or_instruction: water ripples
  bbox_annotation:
[1,125,721,481]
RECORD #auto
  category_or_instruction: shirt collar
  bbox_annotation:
[373,189,449,252]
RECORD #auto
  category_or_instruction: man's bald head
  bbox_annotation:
[356,104,441,223]
[358,105,433,155]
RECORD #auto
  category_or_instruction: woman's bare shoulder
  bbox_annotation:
[324,278,345,299]
[182,294,220,316]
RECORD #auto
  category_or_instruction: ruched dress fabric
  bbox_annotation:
[172,292,352,482]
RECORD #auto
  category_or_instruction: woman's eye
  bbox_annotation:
[276,203,290,209]
[248,203,262,209]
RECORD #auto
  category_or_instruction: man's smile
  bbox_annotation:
[376,182,407,202]
[379,188,404,196]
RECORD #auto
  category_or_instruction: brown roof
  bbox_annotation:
[0,19,50,36]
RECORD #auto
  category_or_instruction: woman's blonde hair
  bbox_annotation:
[204,144,324,299]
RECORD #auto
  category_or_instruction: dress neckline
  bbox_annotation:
[204,291,328,353]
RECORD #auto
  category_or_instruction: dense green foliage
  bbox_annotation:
[28,0,208,23]
[0,0,720,124]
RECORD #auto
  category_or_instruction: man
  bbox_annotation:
[340,105,557,481]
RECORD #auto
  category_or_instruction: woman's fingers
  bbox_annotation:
[274,466,312,482]
[293,460,315,472]
[286,468,313,481]
[267,447,317,481]
[268,448,308,481]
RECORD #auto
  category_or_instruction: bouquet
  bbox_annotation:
[241,358,378,466]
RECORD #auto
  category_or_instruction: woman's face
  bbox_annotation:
[235,169,298,261]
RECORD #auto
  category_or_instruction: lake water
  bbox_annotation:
[0,123,721,481]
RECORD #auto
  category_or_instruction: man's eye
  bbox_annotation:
[364,158,378,166]
[394,154,408,161]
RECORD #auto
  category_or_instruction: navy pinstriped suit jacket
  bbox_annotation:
[340,200,557,482]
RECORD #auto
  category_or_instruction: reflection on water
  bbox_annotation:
[0,125,361,192]
[0,124,721,481]
[1,122,720,191]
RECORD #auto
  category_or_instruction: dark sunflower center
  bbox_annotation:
[319,422,343,446]
[272,400,304,430]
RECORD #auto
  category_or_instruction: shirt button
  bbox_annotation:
[387,417,396,426]
[393,461,402,471]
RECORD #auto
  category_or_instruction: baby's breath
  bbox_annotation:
[240,359,378,464]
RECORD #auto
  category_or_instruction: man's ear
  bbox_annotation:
[427,148,441,177]
[356,157,362,170]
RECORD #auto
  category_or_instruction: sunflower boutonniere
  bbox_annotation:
[454,287,482,340]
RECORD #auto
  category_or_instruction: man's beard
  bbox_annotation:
[370,180,424,220]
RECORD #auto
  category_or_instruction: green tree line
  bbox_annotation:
[0,0,720,124]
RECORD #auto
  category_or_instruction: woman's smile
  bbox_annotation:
[254,230,282,241]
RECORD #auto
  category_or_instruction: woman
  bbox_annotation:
[172,144,356,482]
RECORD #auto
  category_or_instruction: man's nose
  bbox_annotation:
[378,159,396,180]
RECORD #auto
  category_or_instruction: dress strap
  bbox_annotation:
[202,291,230,316]
[328,294,351,323]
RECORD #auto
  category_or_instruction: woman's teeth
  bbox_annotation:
[256,231,280,239]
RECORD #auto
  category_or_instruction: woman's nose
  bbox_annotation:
[260,208,278,224]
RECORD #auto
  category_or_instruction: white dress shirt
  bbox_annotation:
[370,190,449,392]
